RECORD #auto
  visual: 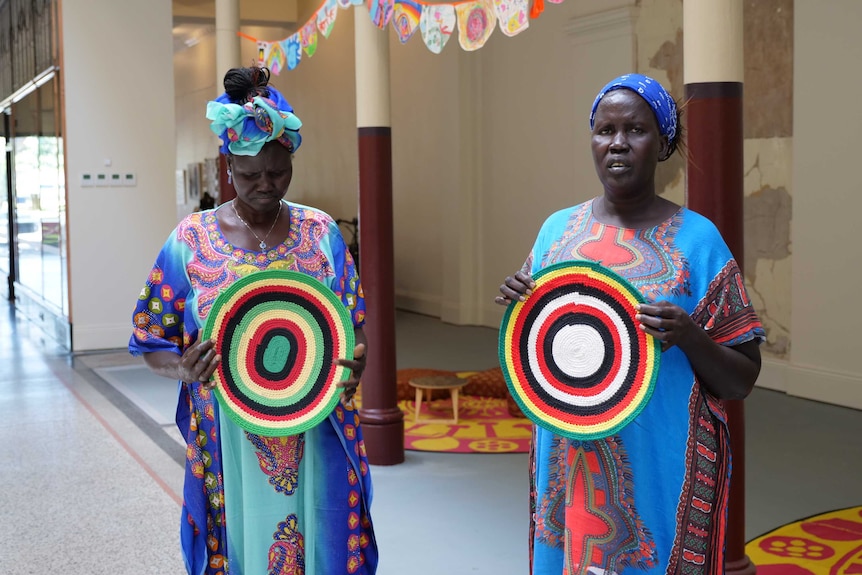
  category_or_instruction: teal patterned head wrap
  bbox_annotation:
[206,92,302,156]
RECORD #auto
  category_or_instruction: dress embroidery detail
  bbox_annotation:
[543,202,691,300]
[536,435,567,549]
[246,433,306,495]
[179,208,336,322]
[666,391,730,575]
[691,259,764,346]
[562,438,657,575]
[268,514,305,575]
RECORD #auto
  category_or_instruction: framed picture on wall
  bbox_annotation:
[188,163,201,200]
[176,169,187,205]
[203,157,219,198]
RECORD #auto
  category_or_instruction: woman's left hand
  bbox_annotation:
[635,301,697,352]
[335,342,367,401]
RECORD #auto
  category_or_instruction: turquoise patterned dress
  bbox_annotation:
[524,200,764,575]
[130,201,377,575]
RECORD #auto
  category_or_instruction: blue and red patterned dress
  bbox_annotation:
[524,200,765,575]
[130,201,377,575]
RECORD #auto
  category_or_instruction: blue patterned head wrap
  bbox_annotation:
[589,73,678,158]
[206,86,302,156]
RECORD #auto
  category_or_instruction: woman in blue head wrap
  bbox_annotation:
[497,74,764,574]
[130,66,377,575]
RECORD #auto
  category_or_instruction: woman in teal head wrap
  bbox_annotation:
[130,66,377,575]
[497,73,764,574]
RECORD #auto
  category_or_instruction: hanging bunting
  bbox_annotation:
[256,41,269,66]
[239,0,568,72]
[369,0,395,29]
[493,0,528,37]
[265,41,286,74]
[300,21,319,57]
[456,0,496,51]
[529,0,544,19]
[392,0,422,44]
[281,35,302,71]
[419,4,456,54]
[317,0,339,38]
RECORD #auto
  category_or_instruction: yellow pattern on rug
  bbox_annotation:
[399,395,532,453]
[746,505,862,574]
[354,368,532,454]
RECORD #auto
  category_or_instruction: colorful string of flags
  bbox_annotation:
[241,0,564,73]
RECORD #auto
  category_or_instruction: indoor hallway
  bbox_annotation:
[1,304,861,574]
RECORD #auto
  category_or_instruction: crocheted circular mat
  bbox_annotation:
[498,261,660,439]
[203,270,354,436]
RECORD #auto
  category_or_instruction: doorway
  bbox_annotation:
[0,74,70,349]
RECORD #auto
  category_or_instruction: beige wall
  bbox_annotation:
[788,0,862,408]
[63,0,176,350]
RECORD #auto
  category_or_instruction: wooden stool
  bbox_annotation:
[408,375,469,424]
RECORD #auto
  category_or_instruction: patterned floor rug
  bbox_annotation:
[746,505,862,574]
[354,368,532,454]
[399,395,532,454]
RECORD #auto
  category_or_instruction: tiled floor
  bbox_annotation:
[2,304,861,574]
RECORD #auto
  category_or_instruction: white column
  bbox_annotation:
[354,6,391,128]
[215,0,241,93]
[683,0,743,83]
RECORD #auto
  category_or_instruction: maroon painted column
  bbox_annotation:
[684,2,754,574]
[353,6,404,465]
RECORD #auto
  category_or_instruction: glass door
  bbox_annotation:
[0,109,12,301]
[8,75,70,347]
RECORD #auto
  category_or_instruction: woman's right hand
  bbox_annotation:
[495,270,536,306]
[179,338,221,389]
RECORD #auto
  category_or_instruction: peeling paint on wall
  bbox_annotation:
[744,185,791,280]
[744,184,792,356]
[744,0,793,139]
[741,1,794,359]
[743,138,793,358]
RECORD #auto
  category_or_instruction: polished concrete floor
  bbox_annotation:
[1,304,861,575]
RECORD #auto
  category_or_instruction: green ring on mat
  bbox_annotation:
[498,260,660,440]
[224,302,325,407]
[202,269,355,436]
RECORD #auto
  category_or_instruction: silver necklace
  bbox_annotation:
[232,200,281,250]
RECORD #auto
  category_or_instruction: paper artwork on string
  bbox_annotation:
[317,0,338,38]
[368,0,395,29]
[300,21,319,57]
[392,0,422,44]
[419,3,456,54]
[493,0,528,37]
[456,0,496,51]
[265,41,286,74]
[256,42,269,67]
[241,0,561,69]
[281,35,302,71]
[337,0,364,9]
